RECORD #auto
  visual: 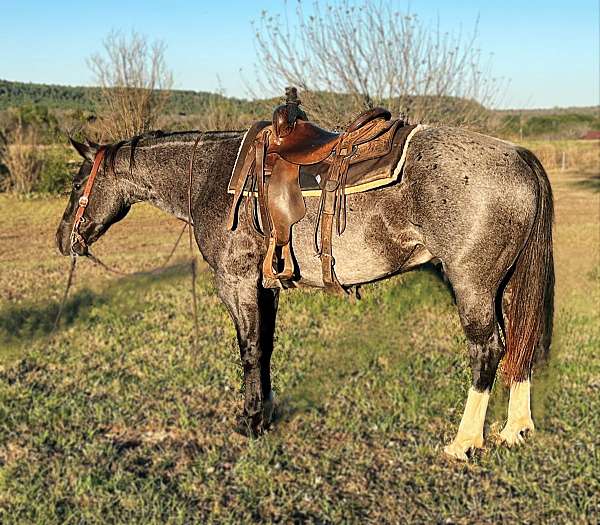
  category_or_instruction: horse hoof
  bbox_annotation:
[234,413,267,438]
[499,419,534,447]
[443,435,484,461]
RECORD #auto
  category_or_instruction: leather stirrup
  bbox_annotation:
[262,237,295,281]
[279,243,294,280]
[262,236,278,280]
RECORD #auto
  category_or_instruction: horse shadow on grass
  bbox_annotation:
[0,261,193,347]
[574,172,600,192]
[272,263,455,425]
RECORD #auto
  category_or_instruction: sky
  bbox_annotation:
[0,0,597,109]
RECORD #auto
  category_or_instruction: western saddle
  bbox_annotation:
[227,87,416,294]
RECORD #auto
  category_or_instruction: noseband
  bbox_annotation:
[70,148,106,255]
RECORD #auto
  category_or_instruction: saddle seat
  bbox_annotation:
[270,121,340,165]
[270,107,393,166]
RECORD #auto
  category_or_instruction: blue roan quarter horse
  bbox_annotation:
[56,105,553,461]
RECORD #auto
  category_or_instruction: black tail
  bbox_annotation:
[502,148,555,383]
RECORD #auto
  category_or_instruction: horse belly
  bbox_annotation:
[290,192,427,287]
[291,227,392,286]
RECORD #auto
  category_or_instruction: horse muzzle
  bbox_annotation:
[56,221,75,256]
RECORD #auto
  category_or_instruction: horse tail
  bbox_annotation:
[501,147,555,384]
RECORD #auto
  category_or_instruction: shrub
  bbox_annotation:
[0,122,74,194]
[36,146,74,194]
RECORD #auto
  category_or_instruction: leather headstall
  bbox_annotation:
[70,147,107,255]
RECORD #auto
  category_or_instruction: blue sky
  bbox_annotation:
[0,0,597,109]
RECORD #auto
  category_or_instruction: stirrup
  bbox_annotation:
[262,237,278,280]
[262,237,295,281]
[278,244,294,280]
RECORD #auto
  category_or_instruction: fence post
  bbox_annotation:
[561,151,566,171]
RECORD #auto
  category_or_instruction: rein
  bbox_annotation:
[187,135,203,351]
[54,138,204,349]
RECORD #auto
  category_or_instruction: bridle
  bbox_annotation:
[70,147,106,255]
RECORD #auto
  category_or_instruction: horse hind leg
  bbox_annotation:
[500,379,534,446]
[499,261,548,446]
[444,281,504,460]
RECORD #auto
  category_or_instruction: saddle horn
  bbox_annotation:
[273,87,308,138]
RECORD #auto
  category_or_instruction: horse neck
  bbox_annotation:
[116,132,239,222]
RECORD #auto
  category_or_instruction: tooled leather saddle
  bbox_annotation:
[227,87,417,294]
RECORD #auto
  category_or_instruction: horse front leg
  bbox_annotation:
[216,275,279,436]
[257,286,279,425]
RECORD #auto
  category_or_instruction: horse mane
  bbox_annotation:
[103,130,168,176]
[101,129,242,175]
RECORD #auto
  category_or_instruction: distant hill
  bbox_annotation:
[0,79,97,111]
[496,106,599,116]
[1,79,598,139]
[495,107,600,140]
[0,78,255,114]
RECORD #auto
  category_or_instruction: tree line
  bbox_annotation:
[1,1,598,195]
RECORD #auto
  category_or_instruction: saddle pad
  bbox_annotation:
[228,123,425,198]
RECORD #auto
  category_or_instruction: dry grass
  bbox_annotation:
[0,125,43,193]
[521,139,599,172]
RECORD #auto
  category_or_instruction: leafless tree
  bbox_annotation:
[251,1,503,129]
[88,30,173,140]
[190,78,253,131]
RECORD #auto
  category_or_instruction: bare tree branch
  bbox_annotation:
[88,30,173,141]
[249,1,504,129]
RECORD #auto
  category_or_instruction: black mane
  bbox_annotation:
[101,129,243,175]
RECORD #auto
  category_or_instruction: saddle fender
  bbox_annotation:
[267,158,306,246]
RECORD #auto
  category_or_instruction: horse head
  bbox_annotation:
[55,138,131,256]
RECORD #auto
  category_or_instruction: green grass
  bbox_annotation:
[0,167,599,523]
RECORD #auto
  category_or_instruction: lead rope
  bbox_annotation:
[86,219,188,277]
[52,221,189,332]
[52,255,78,334]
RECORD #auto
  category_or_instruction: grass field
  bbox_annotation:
[0,168,599,523]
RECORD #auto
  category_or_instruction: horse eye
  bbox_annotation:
[73,181,82,191]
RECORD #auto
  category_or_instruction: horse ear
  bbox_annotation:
[85,137,101,150]
[69,137,96,162]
